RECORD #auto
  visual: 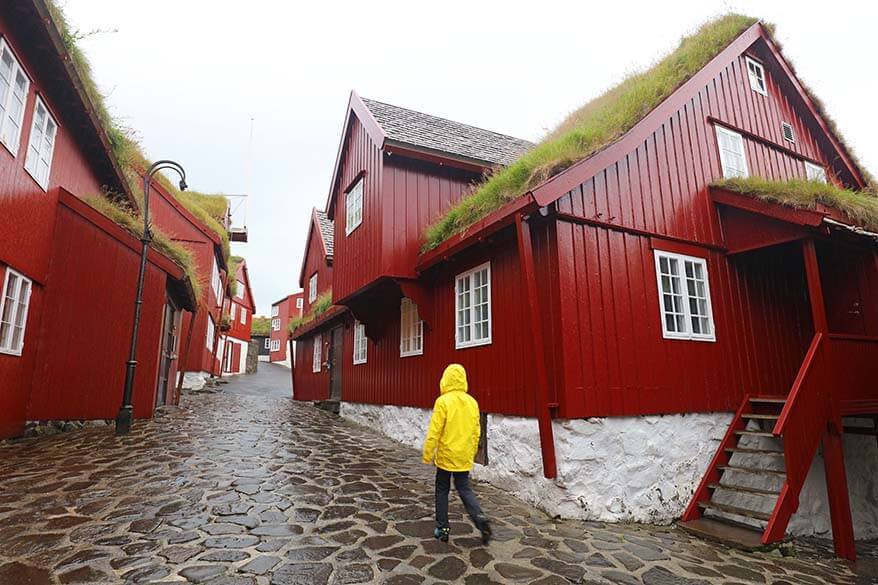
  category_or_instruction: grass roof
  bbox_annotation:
[289,291,334,334]
[47,0,231,264]
[251,316,271,336]
[227,256,243,297]
[422,14,762,251]
[713,177,878,231]
[83,196,204,304]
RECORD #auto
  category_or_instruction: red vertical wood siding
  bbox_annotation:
[228,261,254,343]
[293,334,330,401]
[301,220,333,315]
[332,115,383,301]
[27,201,168,421]
[270,296,293,363]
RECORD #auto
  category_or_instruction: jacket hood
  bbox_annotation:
[440,364,468,395]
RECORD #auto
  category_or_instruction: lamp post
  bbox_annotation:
[116,160,187,436]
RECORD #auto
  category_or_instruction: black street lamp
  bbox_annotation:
[116,160,187,436]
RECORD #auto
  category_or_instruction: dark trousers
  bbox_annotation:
[435,468,484,530]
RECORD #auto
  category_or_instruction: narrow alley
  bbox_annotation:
[0,365,874,584]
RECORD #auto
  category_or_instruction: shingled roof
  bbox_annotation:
[361,97,533,166]
[315,209,334,257]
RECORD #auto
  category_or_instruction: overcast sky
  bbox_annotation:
[61,0,877,315]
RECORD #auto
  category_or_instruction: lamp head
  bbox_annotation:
[179,179,188,191]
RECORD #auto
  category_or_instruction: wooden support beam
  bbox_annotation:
[802,239,828,334]
[514,213,557,479]
[823,413,857,561]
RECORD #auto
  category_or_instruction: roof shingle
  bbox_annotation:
[361,97,533,167]
[314,209,334,257]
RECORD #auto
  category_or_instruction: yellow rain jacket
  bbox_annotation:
[422,364,481,472]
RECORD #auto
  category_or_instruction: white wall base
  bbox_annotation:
[180,371,210,390]
[271,357,292,369]
[258,355,270,362]
[339,402,878,538]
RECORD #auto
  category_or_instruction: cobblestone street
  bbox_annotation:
[0,365,876,584]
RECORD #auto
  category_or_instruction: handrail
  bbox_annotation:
[827,333,878,343]
[773,332,825,436]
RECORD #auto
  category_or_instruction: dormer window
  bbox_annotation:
[805,161,827,184]
[0,39,30,156]
[345,176,364,236]
[745,57,767,96]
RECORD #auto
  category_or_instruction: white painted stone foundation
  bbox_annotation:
[180,371,210,390]
[339,402,878,538]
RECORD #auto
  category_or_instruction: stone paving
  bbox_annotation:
[0,367,876,584]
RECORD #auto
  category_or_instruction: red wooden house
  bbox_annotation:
[221,257,256,375]
[0,1,197,438]
[292,18,878,558]
[270,291,303,367]
[145,177,232,387]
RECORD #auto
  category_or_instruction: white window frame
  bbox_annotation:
[296,297,303,310]
[745,56,767,96]
[715,126,749,179]
[345,176,364,236]
[312,334,322,372]
[353,321,367,365]
[653,250,716,342]
[0,39,30,157]
[210,258,221,305]
[239,306,247,325]
[271,318,280,331]
[271,305,279,317]
[24,96,57,191]
[230,303,237,321]
[399,297,424,357]
[206,315,216,352]
[455,262,492,349]
[781,122,795,144]
[805,161,827,184]
[270,339,280,352]
[0,268,33,356]
[235,281,244,299]
[309,273,318,303]
[264,337,271,350]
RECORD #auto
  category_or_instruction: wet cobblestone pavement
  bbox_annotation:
[1,368,876,584]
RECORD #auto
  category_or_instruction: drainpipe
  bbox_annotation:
[514,212,557,479]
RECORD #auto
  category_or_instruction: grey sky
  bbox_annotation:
[61,0,877,315]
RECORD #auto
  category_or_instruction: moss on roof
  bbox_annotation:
[227,256,243,297]
[713,177,878,231]
[47,0,231,263]
[289,291,334,334]
[422,14,762,251]
[83,196,204,304]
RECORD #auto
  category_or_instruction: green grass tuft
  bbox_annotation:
[422,14,760,251]
[713,177,878,231]
[227,255,243,296]
[251,316,271,336]
[83,196,204,304]
[289,290,334,333]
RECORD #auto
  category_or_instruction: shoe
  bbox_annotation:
[433,526,450,543]
[477,516,492,545]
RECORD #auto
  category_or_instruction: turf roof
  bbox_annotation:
[289,291,334,334]
[422,14,764,251]
[713,177,878,232]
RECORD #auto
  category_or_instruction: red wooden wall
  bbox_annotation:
[228,260,254,343]
[148,184,224,373]
[28,197,170,421]
[301,217,333,315]
[270,296,293,363]
[292,335,330,401]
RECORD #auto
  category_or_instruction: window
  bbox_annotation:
[24,97,57,190]
[400,297,423,357]
[235,281,244,299]
[805,161,827,184]
[312,334,322,372]
[271,305,279,317]
[0,268,32,356]
[230,303,237,321]
[216,335,225,360]
[715,126,748,179]
[296,297,303,310]
[271,318,280,331]
[0,39,29,156]
[653,250,715,342]
[270,339,280,352]
[309,273,318,303]
[745,56,767,95]
[240,307,247,324]
[353,321,367,364]
[781,122,795,143]
[455,262,491,349]
[210,259,221,304]
[345,176,364,235]
[264,337,271,350]
[206,316,215,351]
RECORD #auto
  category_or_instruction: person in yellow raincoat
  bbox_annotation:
[422,364,491,544]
